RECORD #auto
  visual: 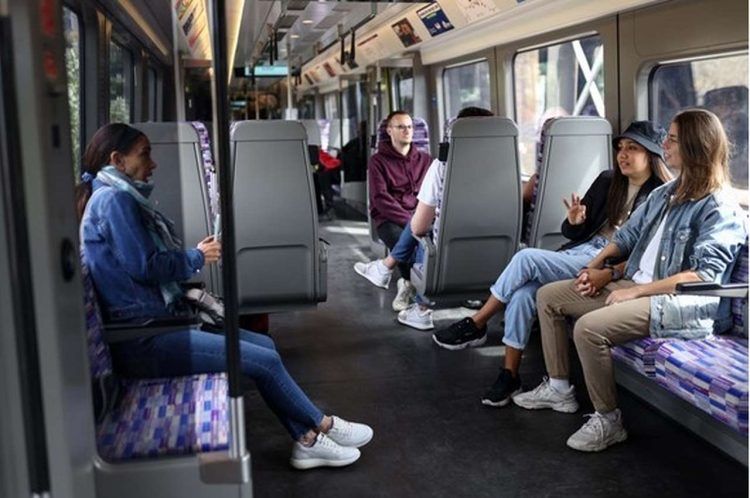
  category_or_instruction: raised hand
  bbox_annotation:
[197,235,222,265]
[563,193,586,225]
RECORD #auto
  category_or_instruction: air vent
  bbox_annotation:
[277,15,298,29]
[287,0,309,10]
[315,13,343,30]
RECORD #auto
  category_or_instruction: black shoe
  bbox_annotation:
[481,369,522,408]
[432,317,487,350]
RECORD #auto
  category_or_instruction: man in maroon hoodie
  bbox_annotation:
[366,110,432,311]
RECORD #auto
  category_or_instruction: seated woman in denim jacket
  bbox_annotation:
[432,120,672,409]
[513,109,746,452]
[78,123,373,470]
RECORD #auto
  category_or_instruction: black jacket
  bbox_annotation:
[558,169,664,251]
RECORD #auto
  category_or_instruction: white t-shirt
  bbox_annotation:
[416,159,445,243]
[632,214,669,285]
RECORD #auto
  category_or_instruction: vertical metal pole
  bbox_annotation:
[208,0,246,459]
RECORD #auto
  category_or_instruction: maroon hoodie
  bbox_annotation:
[368,141,432,227]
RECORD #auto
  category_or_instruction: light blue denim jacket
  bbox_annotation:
[81,179,204,321]
[613,179,746,339]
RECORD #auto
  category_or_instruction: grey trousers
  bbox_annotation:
[536,278,651,412]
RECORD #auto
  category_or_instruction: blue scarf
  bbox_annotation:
[96,165,184,310]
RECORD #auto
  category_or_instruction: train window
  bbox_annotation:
[442,60,490,126]
[650,53,748,203]
[298,95,316,119]
[62,6,81,177]
[393,67,414,114]
[146,66,158,121]
[514,35,604,176]
[324,92,338,120]
[109,41,133,123]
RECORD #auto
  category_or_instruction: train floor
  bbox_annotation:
[243,217,747,498]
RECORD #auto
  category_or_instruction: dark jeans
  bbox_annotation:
[111,328,324,440]
[376,221,412,280]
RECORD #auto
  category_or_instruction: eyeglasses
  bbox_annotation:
[389,124,413,131]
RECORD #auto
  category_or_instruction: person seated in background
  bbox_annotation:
[354,107,495,330]
[363,110,432,311]
[514,109,745,452]
[77,123,373,470]
[432,121,672,409]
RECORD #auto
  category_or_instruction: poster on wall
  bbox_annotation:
[323,62,336,78]
[357,33,388,62]
[455,0,499,24]
[173,0,211,59]
[417,3,454,37]
[391,18,422,48]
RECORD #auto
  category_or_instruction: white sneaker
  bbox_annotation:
[354,260,391,289]
[289,433,360,470]
[392,278,416,311]
[326,416,374,448]
[566,410,628,452]
[512,377,579,413]
[397,304,434,330]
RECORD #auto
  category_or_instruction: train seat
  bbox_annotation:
[613,241,749,462]
[230,120,327,313]
[132,122,220,292]
[81,260,229,462]
[367,116,430,257]
[410,117,521,299]
[525,116,612,250]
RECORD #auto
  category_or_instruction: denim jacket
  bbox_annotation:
[613,179,746,338]
[81,180,204,321]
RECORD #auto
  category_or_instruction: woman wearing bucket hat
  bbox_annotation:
[432,121,673,409]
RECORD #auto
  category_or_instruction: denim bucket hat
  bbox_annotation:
[613,121,667,159]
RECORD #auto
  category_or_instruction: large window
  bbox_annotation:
[650,53,748,204]
[514,35,604,175]
[62,6,81,177]
[297,95,316,119]
[393,67,414,114]
[442,60,490,129]
[146,66,158,121]
[109,40,133,123]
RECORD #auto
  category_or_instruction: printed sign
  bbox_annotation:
[357,33,388,61]
[174,0,211,59]
[417,3,454,37]
[391,18,422,48]
[456,0,499,23]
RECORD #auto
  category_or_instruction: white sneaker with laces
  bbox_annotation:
[353,260,391,289]
[392,278,416,311]
[397,304,434,330]
[289,433,361,470]
[566,410,628,452]
[326,416,374,448]
[512,377,579,413]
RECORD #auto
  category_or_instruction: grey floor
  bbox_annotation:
[243,217,748,498]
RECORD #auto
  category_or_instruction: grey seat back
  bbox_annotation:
[527,117,612,250]
[230,120,327,313]
[299,120,321,147]
[411,117,521,297]
[132,122,219,290]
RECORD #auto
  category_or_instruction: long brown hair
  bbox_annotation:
[606,145,672,228]
[671,109,729,204]
[75,123,145,220]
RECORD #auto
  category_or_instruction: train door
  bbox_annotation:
[1,1,97,497]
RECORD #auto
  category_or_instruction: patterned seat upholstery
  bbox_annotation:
[81,260,229,462]
[522,117,559,243]
[613,242,749,434]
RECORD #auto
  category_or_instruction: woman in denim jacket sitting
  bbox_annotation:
[513,109,746,452]
[78,123,373,469]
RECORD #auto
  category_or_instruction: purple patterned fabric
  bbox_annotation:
[81,261,113,380]
[375,117,430,153]
[524,117,560,242]
[97,374,230,461]
[654,337,748,434]
[190,122,219,223]
[611,338,665,377]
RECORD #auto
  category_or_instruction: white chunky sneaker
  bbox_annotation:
[512,377,579,413]
[397,304,434,330]
[326,416,374,448]
[289,433,360,470]
[354,260,392,289]
[566,410,628,452]
[392,278,416,311]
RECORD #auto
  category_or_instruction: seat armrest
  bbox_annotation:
[104,315,202,343]
[675,282,748,299]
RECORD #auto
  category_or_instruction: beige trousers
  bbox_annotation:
[536,279,651,412]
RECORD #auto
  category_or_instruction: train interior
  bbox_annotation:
[0,0,748,497]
